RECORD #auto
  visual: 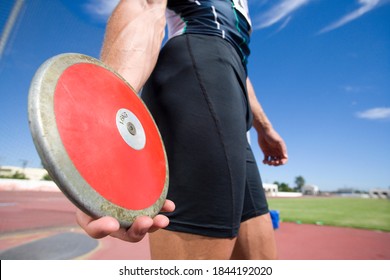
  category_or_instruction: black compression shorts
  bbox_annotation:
[142,34,269,238]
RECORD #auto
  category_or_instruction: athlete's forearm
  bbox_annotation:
[101,0,167,93]
[246,78,273,134]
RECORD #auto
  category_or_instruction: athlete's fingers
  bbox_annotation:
[76,209,120,239]
[160,199,175,213]
[263,154,288,166]
[148,214,170,233]
[110,216,154,242]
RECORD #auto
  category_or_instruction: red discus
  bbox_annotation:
[28,53,169,227]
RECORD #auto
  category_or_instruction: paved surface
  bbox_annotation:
[1,190,390,260]
[0,232,98,260]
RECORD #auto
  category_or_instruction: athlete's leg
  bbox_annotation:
[229,142,277,260]
[142,35,250,238]
[230,214,277,260]
[149,230,236,260]
[143,35,251,259]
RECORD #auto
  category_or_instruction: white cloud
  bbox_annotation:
[276,16,292,32]
[342,85,375,94]
[356,107,390,120]
[252,0,310,30]
[343,85,361,93]
[319,0,387,34]
[84,0,119,22]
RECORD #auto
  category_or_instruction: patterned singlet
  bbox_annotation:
[166,0,252,66]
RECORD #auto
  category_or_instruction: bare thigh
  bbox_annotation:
[230,213,278,260]
[149,213,277,260]
[149,230,237,260]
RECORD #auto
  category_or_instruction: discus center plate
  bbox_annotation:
[116,108,146,150]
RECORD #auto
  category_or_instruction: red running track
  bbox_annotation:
[1,191,389,260]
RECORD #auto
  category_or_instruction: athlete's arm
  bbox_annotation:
[100,0,167,93]
[247,77,288,166]
[76,0,172,243]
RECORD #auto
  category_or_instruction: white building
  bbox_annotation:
[263,183,278,197]
[0,165,49,181]
[369,188,390,199]
[263,183,303,197]
[301,184,319,195]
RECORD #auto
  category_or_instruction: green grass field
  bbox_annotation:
[267,197,390,232]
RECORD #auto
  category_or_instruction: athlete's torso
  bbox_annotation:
[166,0,252,65]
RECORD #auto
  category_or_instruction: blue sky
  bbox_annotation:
[0,0,389,191]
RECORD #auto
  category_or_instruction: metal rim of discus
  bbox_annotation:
[28,53,169,228]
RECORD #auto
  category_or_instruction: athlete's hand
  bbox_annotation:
[76,199,175,242]
[258,127,288,166]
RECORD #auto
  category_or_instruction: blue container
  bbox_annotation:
[269,210,280,230]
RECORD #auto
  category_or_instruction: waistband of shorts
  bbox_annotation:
[166,33,248,74]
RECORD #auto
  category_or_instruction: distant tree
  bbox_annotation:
[274,181,294,192]
[42,173,52,181]
[294,176,305,192]
[11,171,28,180]
[280,183,293,192]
